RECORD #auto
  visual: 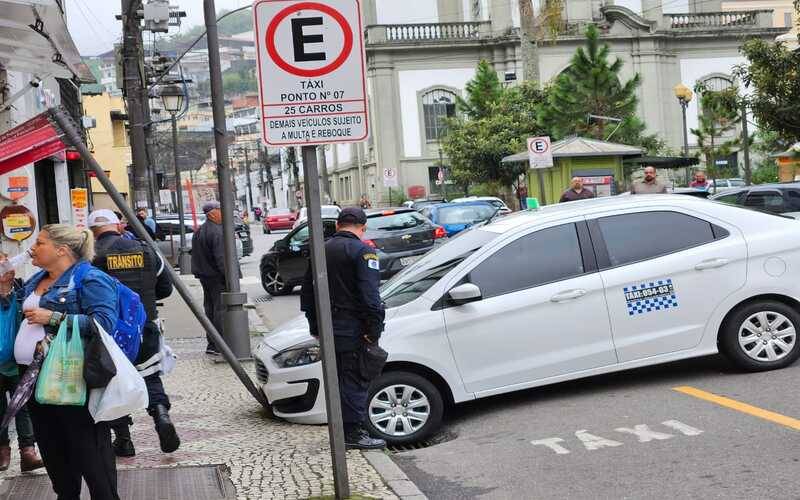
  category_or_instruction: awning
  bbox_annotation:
[0,0,95,82]
[0,110,67,175]
[623,156,700,168]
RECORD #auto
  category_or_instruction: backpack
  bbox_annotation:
[73,262,145,363]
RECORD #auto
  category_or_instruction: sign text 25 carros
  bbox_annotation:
[254,0,368,146]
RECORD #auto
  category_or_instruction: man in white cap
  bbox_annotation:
[88,209,180,457]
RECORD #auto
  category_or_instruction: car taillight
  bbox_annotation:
[363,239,376,248]
[433,226,446,239]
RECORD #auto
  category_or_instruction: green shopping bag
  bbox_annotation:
[35,315,86,406]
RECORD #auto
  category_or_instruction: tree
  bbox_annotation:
[442,81,546,189]
[456,60,502,120]
[537,25,660,151]
[690,83,741,185]
[734,38,800,142]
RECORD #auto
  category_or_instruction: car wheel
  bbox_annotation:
[263,225,268,234]
[366,371,443,445]
[261,265,290,296]
[719,300,800,371]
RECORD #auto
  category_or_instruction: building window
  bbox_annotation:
[111,120,128,148]
[785,12,793,28]
[422,89,456,142]
[699,75,733,92]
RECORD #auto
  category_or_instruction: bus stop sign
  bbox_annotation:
[254,0,369,146]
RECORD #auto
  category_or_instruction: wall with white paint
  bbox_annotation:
[376,0,438,24]
[397,68,477,158]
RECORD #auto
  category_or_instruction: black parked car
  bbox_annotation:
[259,208,446,296]
[709,182,800,218]
[235,215,253,256]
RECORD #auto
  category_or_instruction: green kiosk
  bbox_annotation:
[502,136,643,205]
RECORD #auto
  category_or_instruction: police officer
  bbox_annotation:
[300,207,386,449]
[87,209,180,456]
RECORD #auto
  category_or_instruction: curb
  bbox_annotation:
[362,451,427,500]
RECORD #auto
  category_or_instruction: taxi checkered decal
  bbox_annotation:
[623,279,678,316]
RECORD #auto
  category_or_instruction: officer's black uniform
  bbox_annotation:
[300,207,386,449]
[92,230,181,456]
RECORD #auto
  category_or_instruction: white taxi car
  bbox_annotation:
[254,195,800,444]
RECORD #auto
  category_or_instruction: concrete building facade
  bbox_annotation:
[314,0,788,206]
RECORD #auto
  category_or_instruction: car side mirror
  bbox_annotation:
[448,283,482,305]
[275,239,288,252]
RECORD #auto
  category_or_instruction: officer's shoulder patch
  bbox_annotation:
[367,259,380,270]
[106,252,145,270]
[362,252,378,261]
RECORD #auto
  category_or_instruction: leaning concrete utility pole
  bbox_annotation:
[204,0,251,360]
[52,107,268,408]
[121,0,150,209]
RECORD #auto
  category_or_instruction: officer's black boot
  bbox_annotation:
[149,404,181,453]
[344,425,386,450]
[111,420,136,458]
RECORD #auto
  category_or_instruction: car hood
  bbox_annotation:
[262,314,314,351]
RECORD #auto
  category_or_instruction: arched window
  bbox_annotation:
[700,74,734,92]
[422,89,457,142]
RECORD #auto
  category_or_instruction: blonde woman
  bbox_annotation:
[0,224,119,500]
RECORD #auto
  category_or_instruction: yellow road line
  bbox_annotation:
[673,386,800,431]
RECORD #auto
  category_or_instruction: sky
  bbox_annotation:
[64,0,426,56]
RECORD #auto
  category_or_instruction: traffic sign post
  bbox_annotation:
[528,136,553,205]
[254,1,372,497]
[383,167,397,206]
[254,0,368,146]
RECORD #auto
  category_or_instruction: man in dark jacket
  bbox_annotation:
[191,201,235,355]
[88,209,180,457]
[559,177,596,203]
[300,207,386,450]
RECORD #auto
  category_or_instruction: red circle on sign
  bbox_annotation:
[529,139,549,153]
[265,2,354,78]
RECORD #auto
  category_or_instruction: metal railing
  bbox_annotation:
[666,10,771,29]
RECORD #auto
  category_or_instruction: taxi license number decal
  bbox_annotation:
[623,279,677,316]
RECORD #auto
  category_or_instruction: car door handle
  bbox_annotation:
[550,289,587,302]
[694,258,729,271]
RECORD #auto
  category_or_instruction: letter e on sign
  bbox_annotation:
[253,0,369,146]
[528,136,553,169]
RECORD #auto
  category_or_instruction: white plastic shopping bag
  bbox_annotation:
[88,321,149,422]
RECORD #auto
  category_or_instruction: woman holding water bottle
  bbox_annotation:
[0,224,120,500]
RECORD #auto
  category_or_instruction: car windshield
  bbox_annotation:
[367,211,425,230]
[381,228,498,308]
[437,204,496,225]
[321,206,341,218]
[269,208,291,216]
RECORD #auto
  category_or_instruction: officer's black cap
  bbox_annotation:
[337,207,367,225]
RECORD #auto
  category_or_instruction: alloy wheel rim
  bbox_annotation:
[369,384,430,437]
[738,310,796,362]
[265,270,283,292]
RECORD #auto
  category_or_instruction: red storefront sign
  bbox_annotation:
[0,113,67,175]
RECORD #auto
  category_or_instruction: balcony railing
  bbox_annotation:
[666,10,773,29]
[366,21,491,44]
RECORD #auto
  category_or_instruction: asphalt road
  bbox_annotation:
[392,354,800,500]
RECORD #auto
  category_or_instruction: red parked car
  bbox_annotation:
[263,208,297,234]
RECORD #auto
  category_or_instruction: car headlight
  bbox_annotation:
[272,339,321,368]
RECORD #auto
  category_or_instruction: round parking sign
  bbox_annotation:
[265,2,354,78]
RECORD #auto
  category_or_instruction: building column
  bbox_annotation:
[630,38,682,150]
[362,0,377,25]
[368,53,403,203]
[437,0,464,22]
[489,0,515,32]
[689,0,722,13]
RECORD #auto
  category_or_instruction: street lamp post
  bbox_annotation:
[674,83,694,185]
[160,83,191,274]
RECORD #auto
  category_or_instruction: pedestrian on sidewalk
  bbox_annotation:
[300,207,387,450]
[192,201,240,356]
[88,209,181,458]
[6,224,120,499]
[0,254,44,473]
[559,177,596,203]
[630,166,668,194]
